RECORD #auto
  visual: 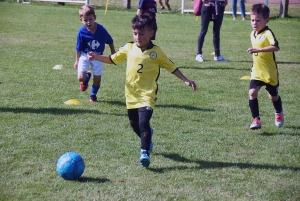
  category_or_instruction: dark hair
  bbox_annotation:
[251,3,270,19]
[131,13,153,31]
[79,5,95,17]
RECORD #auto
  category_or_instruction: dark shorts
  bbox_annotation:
[127,107,153,134]
[250,80,279,96]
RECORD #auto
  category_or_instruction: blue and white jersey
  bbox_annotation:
[76,23,113,55]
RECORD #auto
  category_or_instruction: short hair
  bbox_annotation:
[251,4,270,19]
[79,5,95,17]
[131,13,154,31]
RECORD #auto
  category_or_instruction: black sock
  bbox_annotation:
[249,99,260,119]
[272,96,283,113]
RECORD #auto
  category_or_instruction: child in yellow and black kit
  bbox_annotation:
[88,13,196,167]
[247,4,284,130]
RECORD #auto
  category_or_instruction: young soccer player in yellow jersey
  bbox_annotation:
[88,13,196,168]
[247,4,284,130]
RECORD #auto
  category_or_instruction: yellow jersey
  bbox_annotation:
[110,42,178,109]
[250,26,279,86]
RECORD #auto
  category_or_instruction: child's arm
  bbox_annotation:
[173,69,196,91]
[109,43,116,54]
[136,9,141,15]
[74,50,81,70]
[88,52,113,64]
[247,45,279,54]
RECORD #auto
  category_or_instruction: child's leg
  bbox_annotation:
[128,107,153,168]
[138,107,153,153]
[78,71,90,83]
[89,75,101,102]
[249,81,261,119]
[267,84,283,113]
[77,53,91,83]
[249,86,261,129]
[78,53,91,91]
[267,84,284,127]
[165,0,171,10]
[158,0,164,8]
[90,61,103,102]
[269,94,282,112]
[128,109,141,138]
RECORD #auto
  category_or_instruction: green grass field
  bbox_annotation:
[0,2,299,200]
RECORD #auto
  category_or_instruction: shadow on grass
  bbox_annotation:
[0,107,127,116]
[277,61,300,64]
[259,132,278,136]
[259,127,300,136]
[149,153,300,173]
[0,107,101,115]
[178,66,250,71]
[103,101,215,112]
[102,100,126,107]
[77,176,110,183]
[284,125,300,130]
[270,15,300,21]
[156,104,215,112]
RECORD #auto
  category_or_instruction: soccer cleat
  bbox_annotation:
[195,54,204,62]
[250,118,261,130]
[149,128,154,153]
[89,95,98,103]
[275,111,284,127]
[140,151,150,168]
[161,6,165,10]
[214,55,228,62]
[79,72,91,91]
[80,82,88,91]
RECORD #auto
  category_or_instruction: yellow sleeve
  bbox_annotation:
[156,47,177,73]
[110,43,130,65]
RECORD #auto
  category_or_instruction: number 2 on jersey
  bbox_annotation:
[137,64,143,74]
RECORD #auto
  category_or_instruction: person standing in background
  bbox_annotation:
[232,0,246,20]
[158,0,172,11]
[137,0,158,40]
[195,0,229,62]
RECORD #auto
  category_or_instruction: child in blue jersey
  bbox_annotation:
[247,4,284,129]
[137,0,157,40]
[88,13,196,168]
[74,5,115,103]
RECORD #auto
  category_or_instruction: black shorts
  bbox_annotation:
[249,80,279,96]
[127,107,153,134]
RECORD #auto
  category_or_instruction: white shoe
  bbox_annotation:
[214,55,228,62]
[195,54,204,62]
[275,111,284,127]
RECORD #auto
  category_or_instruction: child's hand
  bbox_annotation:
[247,48,259,54]
[87,52,95,61]
[185,80,196,91]
[74,62,78,70]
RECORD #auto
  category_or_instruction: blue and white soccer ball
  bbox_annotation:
[56,152,85,180]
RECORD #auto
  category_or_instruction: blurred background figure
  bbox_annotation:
[159,0,172,11]
[232,0,246,20]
